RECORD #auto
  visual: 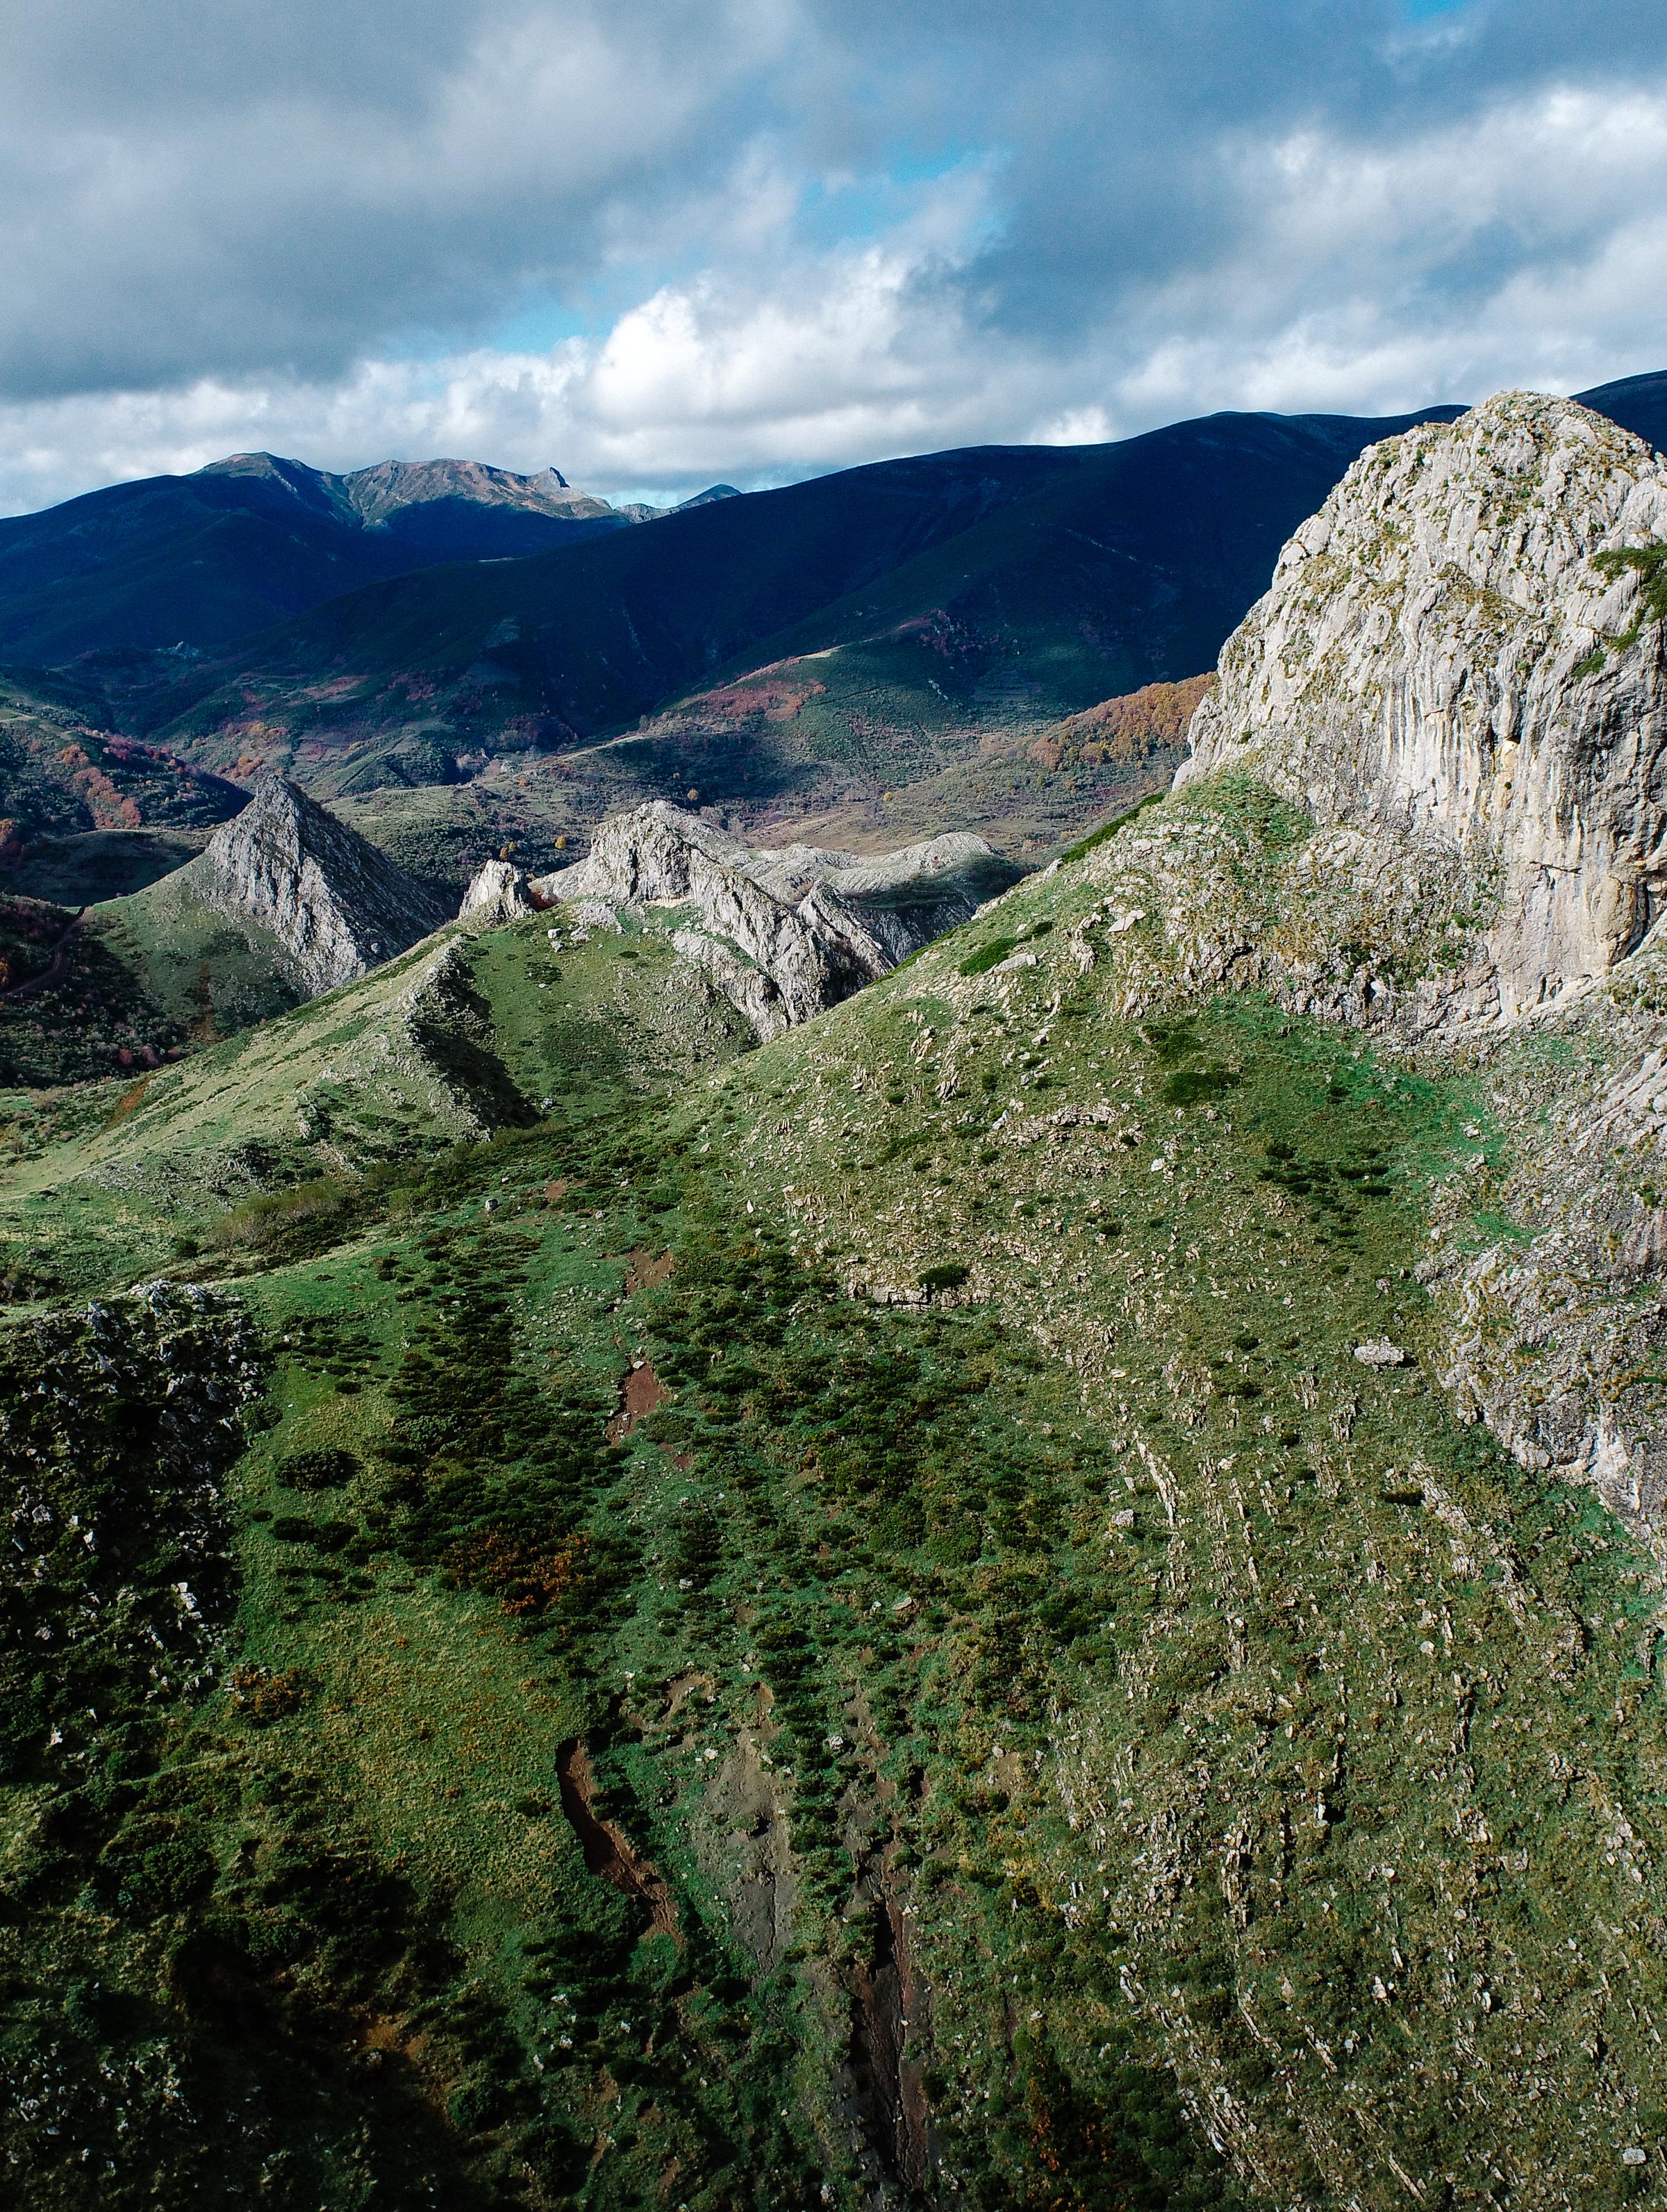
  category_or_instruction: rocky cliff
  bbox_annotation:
[1162,390,1667,1553]
[467,802,1023,1038]
[1180,390,1667,1023]
[188,775,449,996]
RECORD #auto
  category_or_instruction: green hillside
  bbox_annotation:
[5,766,1666,2206]
[0,870,306,1091]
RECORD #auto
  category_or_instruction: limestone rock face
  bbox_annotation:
[532,802,1022,1035]
[1179,391,1667,1021]
[190,775,449,996]
[459,857,536,926]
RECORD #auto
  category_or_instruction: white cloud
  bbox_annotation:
[6,43,1667,513]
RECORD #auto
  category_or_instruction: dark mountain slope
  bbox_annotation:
[0,454,632,661]
[150,403,1469,786]
[1570,365,1667,454]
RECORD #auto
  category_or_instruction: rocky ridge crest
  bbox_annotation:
[1180,390,1667,1024]
[188,775,449,996]
[465,802,1023,1038]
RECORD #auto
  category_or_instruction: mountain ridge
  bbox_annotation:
[0,452,737,663]
[508,799,1025,1037]
[138,402,1478,838]
[133,375,1666,843]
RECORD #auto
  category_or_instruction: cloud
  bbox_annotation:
[3,1,1667,511]
[0,0,795,399]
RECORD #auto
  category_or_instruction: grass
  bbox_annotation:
[6,770,1667,2204]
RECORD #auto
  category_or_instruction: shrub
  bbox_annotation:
[270,1515,356,1551]
[99,1820,216,1918]
[1161,1065,1241,1107]
[959,936,1020,977]
[277,1446,358,1492]
[226,1665,311,1723]
[210,1175,352,1253]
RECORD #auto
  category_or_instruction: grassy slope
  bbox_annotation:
[99,867,306,1033]
[3,779,1667,2206]
[0,667,245,838]
[0,873,302,1092]
[1,828,209,903]
[0,912,756,1300]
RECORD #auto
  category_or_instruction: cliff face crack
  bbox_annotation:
[554,1738,679,1939]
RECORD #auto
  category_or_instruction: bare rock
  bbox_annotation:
[458,857,533,925]
[532,802,1022,1037]
[1354,1337,1407,1368]
[1180,390,1667,1023]
[671,927,792,1041]
[189,775,449,996]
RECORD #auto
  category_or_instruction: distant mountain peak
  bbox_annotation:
[194,450,612,525]
[613,484,744,524]
[338,456,612,526]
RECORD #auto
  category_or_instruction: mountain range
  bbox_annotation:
[0,372,1658,908]
[0,450,738,663]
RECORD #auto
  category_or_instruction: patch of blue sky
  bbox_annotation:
[794,143,993,254]
[1401,0,1469,17]
[358,298,595,366]
[457,145,997,368]
[481,299,600,354]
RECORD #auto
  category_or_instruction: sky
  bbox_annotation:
[1,0,1666,513]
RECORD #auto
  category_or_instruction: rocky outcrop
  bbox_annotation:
[529,802,1023,1038]
[188,775,449,996]
[1164,391,1667,1544]
[458,857,536,926]
[1179,391,1667,1023]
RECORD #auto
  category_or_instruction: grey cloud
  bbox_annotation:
[3,0,1667,509]
[836,0,1667,346]
[0,0,792,399]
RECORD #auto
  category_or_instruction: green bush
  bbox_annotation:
[1161,1065,1241,1107]
[269,1515,356,1551]
[98,1822,216,1919]
[209,1175,352,1253]
[276,1446,358,1492]
[959,936,1020,976]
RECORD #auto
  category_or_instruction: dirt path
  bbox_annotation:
[604,1354,671,1442]
[1,906,86,1002]
[554,1738,680,1938]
